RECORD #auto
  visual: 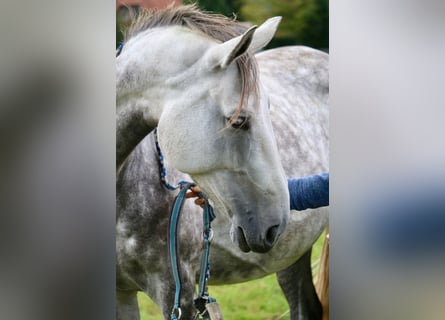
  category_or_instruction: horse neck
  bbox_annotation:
[116,55,167,170]
[115,28,212,171]
[116,104,153,171]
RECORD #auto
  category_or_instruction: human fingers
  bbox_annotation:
[185,185,202,198]
[195,198,206,206]
[185,191,199,199]
[189,185,201,193]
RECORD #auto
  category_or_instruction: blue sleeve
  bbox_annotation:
[288,173,329,211]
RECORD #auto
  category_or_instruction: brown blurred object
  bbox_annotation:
[116,0,181,9]
[316,227,329,320]
[117,0,182,33]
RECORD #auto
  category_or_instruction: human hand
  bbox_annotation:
[185,185,206,207]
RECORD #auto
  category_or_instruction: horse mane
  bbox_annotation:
[124,4,258,123]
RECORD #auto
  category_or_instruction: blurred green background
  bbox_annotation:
[117,0,328,51]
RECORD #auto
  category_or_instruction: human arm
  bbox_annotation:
[288,173,329,211]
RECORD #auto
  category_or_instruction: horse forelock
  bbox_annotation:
[123,4,259,123]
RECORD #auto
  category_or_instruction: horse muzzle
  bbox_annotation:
[233,217,286,253]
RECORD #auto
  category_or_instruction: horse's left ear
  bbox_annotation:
[205,25,257,69]
[204,17,282,69]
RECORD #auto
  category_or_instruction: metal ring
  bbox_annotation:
[204,229,214,242]
[171,307,182,319]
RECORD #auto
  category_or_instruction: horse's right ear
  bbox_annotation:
[204,25,257,69]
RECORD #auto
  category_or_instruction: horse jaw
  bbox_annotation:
[191,165,290,254]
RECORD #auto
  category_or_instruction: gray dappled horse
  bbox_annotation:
[116,5,328,320]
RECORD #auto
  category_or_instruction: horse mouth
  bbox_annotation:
[236,227,251,252]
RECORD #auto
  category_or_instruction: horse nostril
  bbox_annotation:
[236,226,251,252]
[265,225,280,245]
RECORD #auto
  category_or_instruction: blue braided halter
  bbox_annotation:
[116,43,123,57]
[153,128,218,320]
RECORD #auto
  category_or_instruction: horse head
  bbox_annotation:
[116,7,289,253]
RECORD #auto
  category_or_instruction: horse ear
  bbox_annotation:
[205,25,257,69]
[204,16,281,69]
[248,16,282,53]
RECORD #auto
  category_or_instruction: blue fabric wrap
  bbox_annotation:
[288,173,329,211]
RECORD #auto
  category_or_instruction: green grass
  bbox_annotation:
[138,231,326,320]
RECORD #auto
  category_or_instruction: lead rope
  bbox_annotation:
[193,195,220,320]
[154,129,222,320]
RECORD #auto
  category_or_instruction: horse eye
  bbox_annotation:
[229,116,249,130]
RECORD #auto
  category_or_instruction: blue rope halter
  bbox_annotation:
[116,43,123,57]
[154,128,218,320]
